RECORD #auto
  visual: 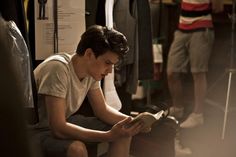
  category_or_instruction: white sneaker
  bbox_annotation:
[180,113,204,128]
[175,139,192,157]
[169,106,184,119]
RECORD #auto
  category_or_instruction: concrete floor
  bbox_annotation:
[179,102,236,157]
[177,53,236,157]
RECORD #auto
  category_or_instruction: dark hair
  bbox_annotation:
[76,25,129,59]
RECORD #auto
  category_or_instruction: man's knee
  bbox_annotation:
[67,141,88,157]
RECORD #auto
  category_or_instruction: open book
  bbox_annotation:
[127,110,165,128]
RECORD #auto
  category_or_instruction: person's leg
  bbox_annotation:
[31,129,86,157]
[168,72,186,118]
[69,114,133,156]
[180,29,214,128]
[107,137,132,157]
[67,140,88,157]
[68,114,133,157]
[180,72,206,128]
[168,72,183,108]
[190,29,214,114]
[167,30,190,118]
[190,29,214,112]
[192,72,207,113]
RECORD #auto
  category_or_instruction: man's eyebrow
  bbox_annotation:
[106,59,116,65]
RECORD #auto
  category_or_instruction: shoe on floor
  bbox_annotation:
[169,106,184,119]
[180,113,204,128]
[175,139,192,156]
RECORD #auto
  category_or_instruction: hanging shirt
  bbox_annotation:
[178,0,213,31]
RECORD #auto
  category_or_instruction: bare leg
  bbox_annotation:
[167,72,183,108]
[106,137,132,157]
[67,141,88,157]
[192,72,207,113]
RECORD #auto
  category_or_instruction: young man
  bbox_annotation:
[32,25,144,157]
[167,0,224,128]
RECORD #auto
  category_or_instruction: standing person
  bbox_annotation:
[32,25,145,157]
[167,0,223,128]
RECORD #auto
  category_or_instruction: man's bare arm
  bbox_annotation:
[87,87,128,125]
[44,94,142,142]
[45,95,113,142]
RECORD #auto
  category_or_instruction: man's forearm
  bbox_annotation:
[96,105,128,125]
[52,122,113,142]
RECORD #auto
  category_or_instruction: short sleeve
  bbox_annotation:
[89,80,100,90]
[35,61,69,98]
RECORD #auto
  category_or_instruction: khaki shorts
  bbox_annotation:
[167,29,214,73]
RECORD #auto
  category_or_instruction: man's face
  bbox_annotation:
[88,50,119,81]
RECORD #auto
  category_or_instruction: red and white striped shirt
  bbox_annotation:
[178,0,213,31]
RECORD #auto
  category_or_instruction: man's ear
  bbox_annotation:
[84,48,95,59]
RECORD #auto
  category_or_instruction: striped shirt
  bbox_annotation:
[178,0,213,31]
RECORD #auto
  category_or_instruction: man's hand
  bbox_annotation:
[107,117,144,140]
[126,117,152,133]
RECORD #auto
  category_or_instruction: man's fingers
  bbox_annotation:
[117,117,132,127]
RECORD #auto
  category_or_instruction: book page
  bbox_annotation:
[127,110,164,128]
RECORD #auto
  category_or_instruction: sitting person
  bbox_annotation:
[32,25,146,157]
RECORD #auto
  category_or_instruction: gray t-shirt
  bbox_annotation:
[34,53,99,129]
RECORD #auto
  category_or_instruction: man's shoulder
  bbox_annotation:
[37,53,73,71]
[44,53,72,64]
[34,55,71,78]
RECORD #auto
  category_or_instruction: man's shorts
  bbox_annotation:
[167,29,214,73]
[31,114,111,157]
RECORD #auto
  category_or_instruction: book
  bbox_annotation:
[127,110,165,129]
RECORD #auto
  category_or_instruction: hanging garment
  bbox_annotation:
[103,0,122,110]
[113,0,154,94]
[136,0,154,80]
[113,0,138,94]
[85,0,99,27]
